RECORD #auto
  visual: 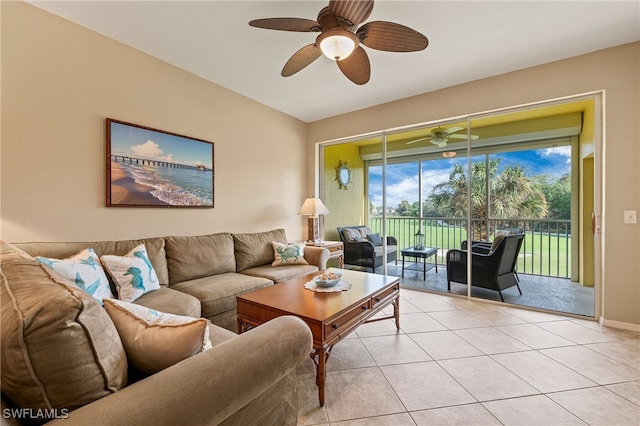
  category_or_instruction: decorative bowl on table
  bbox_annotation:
[312,272,342,288]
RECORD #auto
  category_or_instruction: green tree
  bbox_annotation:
[422,199,445,218]
[395,200,413,216]
[537,174,571,219]
[429,158,548,238]
[410,201,421,217]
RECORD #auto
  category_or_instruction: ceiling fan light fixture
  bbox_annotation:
[431,136,447,147]
[442,151,456,158]
[317,29,358,60]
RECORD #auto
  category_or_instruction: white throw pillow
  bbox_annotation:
[490,234,507,253]
[101,244,160,302]
[356,227,370,240]
[36,248,113,304]
[103,299,211,374]
[342,228,362,242]
[272,241,309,266]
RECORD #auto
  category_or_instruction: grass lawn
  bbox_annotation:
[372,219,571,278]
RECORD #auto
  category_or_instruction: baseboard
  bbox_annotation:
[599,316,640,332]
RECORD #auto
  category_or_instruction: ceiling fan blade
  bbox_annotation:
[447,134,469,139]
[249,18,320,32]
[406,136,430,145]
[357,21,428,52]
[281,44,322,77]
[329,0,374,26]
[444,126,465,135]
[337,46,370,85]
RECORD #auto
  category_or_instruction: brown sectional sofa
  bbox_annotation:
[1,229,328,425]
[12,228,328,331]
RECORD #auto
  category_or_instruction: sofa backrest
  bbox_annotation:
[337,226,371,243]
[14,237,169,287]
[164,233,236,285]
[233,229,287,272]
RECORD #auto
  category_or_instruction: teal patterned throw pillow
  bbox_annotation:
[36,248,113,304]
[101,244,160,302]
[271,241,309,266]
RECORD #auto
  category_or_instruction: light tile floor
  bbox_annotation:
[295,288,640,425]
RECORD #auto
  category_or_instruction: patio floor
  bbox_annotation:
[345,261,595,318]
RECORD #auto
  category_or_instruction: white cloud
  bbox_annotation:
[541,146,571,164]
[381,169,450,208]
[130,140,174,162]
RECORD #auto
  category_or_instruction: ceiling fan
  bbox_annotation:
[406,126,479,147]
[249,0,428,85]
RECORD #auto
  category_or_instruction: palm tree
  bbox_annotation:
[429,158,548,239]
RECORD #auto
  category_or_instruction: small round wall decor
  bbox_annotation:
[336,161,352,190]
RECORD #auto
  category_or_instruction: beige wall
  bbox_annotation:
[1,1,309,243]
[2,2,638,327]
[308,43,640,327]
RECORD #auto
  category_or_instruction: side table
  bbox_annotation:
[306,241,344,268]
[401,247,438,280]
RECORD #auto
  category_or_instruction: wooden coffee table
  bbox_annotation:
[236,268,400,407]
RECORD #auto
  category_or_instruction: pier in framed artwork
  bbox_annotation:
[106,118,214,208]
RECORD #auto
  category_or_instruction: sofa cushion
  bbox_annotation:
[0,242,127,412]
[104,299,211,374]
[35,247,113,304]
[165,233,236,284]
[15,237,170,287]
[101,244,161,302]
[374,245,398,257]
[367,233,383,246]
[133,286,201,318]
[341,226,372,243]
[357,227,371,239]
[207,323,237,347]
[234,229,287,272]
[341,228,363,242]
[490,234,507,253]
[242,264,319,283]
[271,241,308,266]
[170,272,272,319]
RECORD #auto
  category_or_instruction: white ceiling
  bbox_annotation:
[29,1,640,123]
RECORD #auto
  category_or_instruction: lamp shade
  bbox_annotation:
[298,198,329,216]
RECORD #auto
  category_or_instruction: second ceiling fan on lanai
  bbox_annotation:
[249,0,429,85]
[406,126,479,147]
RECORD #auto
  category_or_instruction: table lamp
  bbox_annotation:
[298,198,329,243]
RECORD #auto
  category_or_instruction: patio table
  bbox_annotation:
[401,247,438,280]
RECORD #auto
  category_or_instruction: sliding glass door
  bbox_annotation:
[320,94,599,318]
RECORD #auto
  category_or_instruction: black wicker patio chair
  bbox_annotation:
[446,232,525,301]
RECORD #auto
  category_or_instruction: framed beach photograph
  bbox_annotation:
[106,118,214,208]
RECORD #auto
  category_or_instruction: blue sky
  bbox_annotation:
[110,121,213,168]
[369,147,571,208]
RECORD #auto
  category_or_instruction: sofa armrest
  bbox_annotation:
[304,246,330,269]
[50,316,312,426]
[386,236,398,246]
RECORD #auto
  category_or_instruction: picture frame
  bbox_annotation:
[106,118,214,208]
